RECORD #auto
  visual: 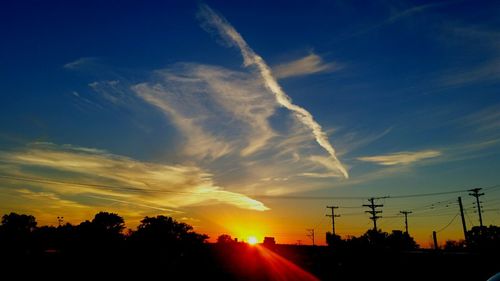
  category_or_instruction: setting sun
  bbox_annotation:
[248,236,258,245]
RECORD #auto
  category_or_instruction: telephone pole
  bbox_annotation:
[458,196,468,243]
[363,198,383,231]
[399,211,412,234]
[432,231,438,250]
[306,229,315,246]
[326,206,340,235]
[469,188,485,227]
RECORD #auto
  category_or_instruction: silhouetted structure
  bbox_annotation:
[399,210,412,234]
[363,198,383,231]
[326,205,340,235]
[469,188,485,227]
[1,211,499,281]
[263,236,276,247]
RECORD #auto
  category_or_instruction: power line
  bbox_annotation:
[387,189,469,199]
[463,208,474,226]
[436,213,459,233]
[483,184,500,191]
[1,174,496,201]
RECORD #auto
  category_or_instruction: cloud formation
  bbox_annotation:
[357,150,441,165]
[460,105,500,133]
[0,143,268,211]
[63,57,98,70]
[439,25,500,88]
[133,64,277,159]
[272,53,342,79]
[198,4,349,178]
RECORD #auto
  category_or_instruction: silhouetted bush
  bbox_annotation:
[0,213,37,255]
[444,239,466,251]
[217,234,235,244]
[128,215,208,261]
[467,225,500,251]
[326,229,418,250]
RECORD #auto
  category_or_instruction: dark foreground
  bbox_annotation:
[2,243,498,281]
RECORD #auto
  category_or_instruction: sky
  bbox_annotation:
[1,0,500,246]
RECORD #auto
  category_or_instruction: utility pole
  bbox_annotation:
[458,196,468,243]
[399,211,412,234]
[469,188,485,227]
[432,231,438,250]
[326,206,340,235]
[363,198,383,231]
[306,229,315,246]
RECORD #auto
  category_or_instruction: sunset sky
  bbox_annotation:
[1,0,499,246]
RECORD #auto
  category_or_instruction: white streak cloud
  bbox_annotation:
[198,4,349,179]
[273,53,342,79]
[63,57,98,70]
[0,143,268,211]
[132,64,277,159]
[357,150,441,165]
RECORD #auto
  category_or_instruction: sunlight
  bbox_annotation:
[254,245,320,281]
[248,236,258,245]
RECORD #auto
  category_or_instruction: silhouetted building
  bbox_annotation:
[263,236,276,246]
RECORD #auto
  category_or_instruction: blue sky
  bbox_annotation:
[1,0,499,244]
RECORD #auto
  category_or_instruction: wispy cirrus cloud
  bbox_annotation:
[54,4,352,207]
[197,4,349,179]
[0,143,268,211]
[459,104,500,133]
[349,1,452,38]
[81,62,347,189]
[440,58,500,87]
[438,25,500,88]
[272,53,342,79]
[63,57,98,70]
[357,150,441,166]
[133,64,277,159]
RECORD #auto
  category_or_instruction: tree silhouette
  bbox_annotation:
[386,230,418,250]
[326,229,418,250]
[131,215,207,246]
[1,212,37,233]
[326,232,343,248]
[217,234,234,244]
[0,213,37,255]
[91,211,125,235]
[444,239,466,251]
[75,212,125,253]
[467,225,500,251]
[128,215,209,278]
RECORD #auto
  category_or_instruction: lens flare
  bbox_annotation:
[248,236,258,245]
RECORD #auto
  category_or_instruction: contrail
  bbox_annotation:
[198,4,349,179]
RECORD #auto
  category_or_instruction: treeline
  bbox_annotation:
[0,212,213,279]
[325,226,500,252]
[0,212,208,254]
[444,225,500,251]
[326,229,419,251]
